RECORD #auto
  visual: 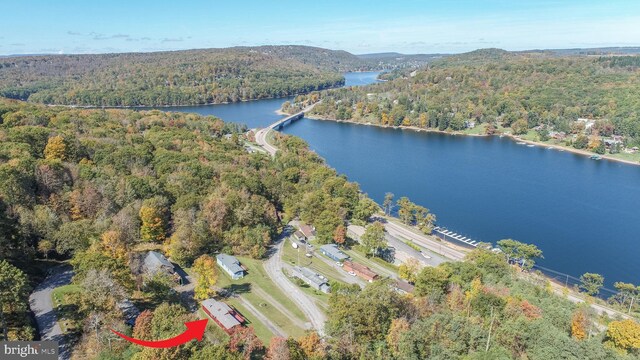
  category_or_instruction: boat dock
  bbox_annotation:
[433,227,479,247]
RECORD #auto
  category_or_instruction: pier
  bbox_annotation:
[433,226,480,247]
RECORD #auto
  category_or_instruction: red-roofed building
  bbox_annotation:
[343,260,378,282]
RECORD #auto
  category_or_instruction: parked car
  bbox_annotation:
[305,253,313,258]
[336,261,343,267]
[348,271,356,276]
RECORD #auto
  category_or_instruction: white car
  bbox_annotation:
[336,262,343,267]
[348,271,356,276]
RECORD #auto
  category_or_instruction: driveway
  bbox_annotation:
[264,238,327,335]
[29,265,73,360]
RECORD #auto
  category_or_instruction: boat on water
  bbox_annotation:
[590,155,602,160]
[526,144,535,147]
[516,142,526,145]
[547,146,554,150]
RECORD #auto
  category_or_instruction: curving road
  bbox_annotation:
[264,238,326,335]
[29,265,73,360]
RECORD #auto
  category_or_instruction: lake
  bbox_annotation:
[156,71,640,289]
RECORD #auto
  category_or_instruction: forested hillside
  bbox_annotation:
[0,98,372,344]
[0,46,351,107]
[291,49,640,147]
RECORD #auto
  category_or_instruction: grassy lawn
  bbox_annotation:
[216,255,306,338]
[223,298,274,344]
[462,123,488,135]
[197,308,229,345]
[344,247,398,275]
[609,152,640,163]
[282,239,344,284]
[51,284,83,334]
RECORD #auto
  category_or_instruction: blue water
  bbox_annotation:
[154,71,640,288]
[282,120,640,288]
[151,72,381,129]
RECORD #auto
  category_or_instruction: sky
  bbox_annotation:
[1,0,640,56]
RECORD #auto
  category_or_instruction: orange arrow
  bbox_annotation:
[110,319,208,348]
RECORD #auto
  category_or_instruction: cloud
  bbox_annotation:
[161,37,184,43]
[67,31,83,36]
[10,43,25,46]
[91,32,130,40]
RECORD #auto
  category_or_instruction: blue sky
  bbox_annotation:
[2,0,639,55]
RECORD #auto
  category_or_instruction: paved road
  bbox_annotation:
[29,265,73,360]
[255,102,319,157]
[383,218,467,261]
[264,238,327,335]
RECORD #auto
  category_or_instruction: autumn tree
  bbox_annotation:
[228,326,264,360]
[132,310,154,340]
[43,135,67,160]
[192,254,218,300]
[297,331,324,359]
[333,224,346,246]
[386,317,410,356]
[139,196,169,242]
[398,258,421,283]
[571,309,588,340]
[606,319,640,352]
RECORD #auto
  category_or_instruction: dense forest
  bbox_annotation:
[0,98,373,345]
[289,49,640,147]
[1,99,639,359]
[0,46,352,107]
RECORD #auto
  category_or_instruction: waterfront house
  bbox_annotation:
[291,266,331,293]
[343,260,378,282]
[143,251,175,276]
[216,254,245,280]
[319,244,349,262]
[201,299,244,334]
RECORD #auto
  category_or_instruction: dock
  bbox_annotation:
[433,227,479,247]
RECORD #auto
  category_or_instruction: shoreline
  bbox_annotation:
[301,114,640,167]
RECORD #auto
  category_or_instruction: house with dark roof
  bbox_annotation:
[143,251,175,276]
[216,254,245,280]
[201,299,244,334]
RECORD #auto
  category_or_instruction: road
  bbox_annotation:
[29,265,73,360]
[263,238,327,335]
[382,217,467,261]
[385,232,447,268]
[254,102,319,157]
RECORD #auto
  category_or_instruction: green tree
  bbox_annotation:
[0,260,30,341]
[382,192,394,216]
[361,222,386,257]
[396,197,414,224]
[496,239,543,270]
[579,272,604,296]
[414,266,450,297]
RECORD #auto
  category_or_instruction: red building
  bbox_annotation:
[344,260,378,282]
[201,299,245,334]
